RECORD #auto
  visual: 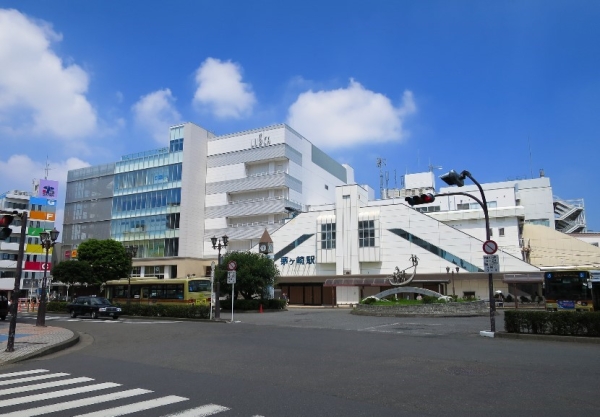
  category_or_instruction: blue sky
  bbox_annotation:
[1,1,599,232]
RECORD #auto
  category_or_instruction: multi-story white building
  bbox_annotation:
[63,122,353,278]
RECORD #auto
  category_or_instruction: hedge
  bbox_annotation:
[47,300,210,319]
[219,298,287,311]
[504,310,600,337]
[46,299,285,318]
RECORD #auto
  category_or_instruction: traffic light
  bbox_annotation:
[440,170,465,187]
[405,193,436,206]
[0,215,13,240]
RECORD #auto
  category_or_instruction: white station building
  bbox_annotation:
[253,183,542,306]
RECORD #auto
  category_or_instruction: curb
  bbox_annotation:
[494,332,600,344]
[2,332,81,366]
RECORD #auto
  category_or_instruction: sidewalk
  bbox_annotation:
[0,320,79,366]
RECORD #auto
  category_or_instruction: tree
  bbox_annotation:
[76,239,131,285]
[215,251,279,300]
[51,260,93,286]
[51,260,94,299]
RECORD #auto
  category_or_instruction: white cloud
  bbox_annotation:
[193,58,256,119]
[0,155,91,235]
[0,9,97,139]
[286,79,416,149]
[132,89,182,144]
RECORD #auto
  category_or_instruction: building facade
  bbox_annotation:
[62,122,353,278]
[0,180,59,297]
[254,184,541,306]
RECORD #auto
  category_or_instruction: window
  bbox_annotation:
[457,203,469,210]
[325,185,329,190]
[321,223,336,249]
[463,291,476,299]
[489,228,493,237]
[499,228,505,237]
[358,220,375,247]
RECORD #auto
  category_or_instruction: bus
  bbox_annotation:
[543,270,594,312]
[105,277,212,306]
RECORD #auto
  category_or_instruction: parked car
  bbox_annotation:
[0,293,9,321]
[67,296,121,320]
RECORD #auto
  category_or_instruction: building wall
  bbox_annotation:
[179,123,212,258]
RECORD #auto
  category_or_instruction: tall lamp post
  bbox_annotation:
[210,235,228,320]
[210,235,228,265]
[36,228,60,327]
[125,246,138,306]
[440,169,496,333]
[446,266,459,296]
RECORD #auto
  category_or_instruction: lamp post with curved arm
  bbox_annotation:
[36,228,60,327]
[440,169,496,332]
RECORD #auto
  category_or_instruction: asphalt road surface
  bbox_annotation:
[2,308,599,417]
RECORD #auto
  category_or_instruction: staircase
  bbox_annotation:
[554,196,586,233]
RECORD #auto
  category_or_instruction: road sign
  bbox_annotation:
[227,261,237,271]
[227,271,237,284]
[482,240,498,255]
[483,254,500,273]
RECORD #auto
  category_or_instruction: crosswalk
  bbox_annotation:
[0,369,255,417]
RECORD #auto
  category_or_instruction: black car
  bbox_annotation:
[67,296,121,320]
[0,293,8,321]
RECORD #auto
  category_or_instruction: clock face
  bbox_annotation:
[259,244,267,253]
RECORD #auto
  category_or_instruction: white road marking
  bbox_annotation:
[0,373,69,386]
[2,388,152,417]
[0,377,94,396]
[0,369,49,379]
[0,382,120,407]
[359,322,401,331]
[160,404,231,417]
[73,395,188,417]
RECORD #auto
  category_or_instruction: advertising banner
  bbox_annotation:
[24,261,51,271]
[38,179,59,198]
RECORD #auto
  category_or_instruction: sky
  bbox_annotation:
[1,0,599,234]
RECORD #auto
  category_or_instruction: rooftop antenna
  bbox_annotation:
[44,156,52,180]
[376,158,386,199]
[394,170,397,188]
[428,160,443,172]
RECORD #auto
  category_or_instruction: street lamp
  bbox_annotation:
[36,227,60,327]
[125,246,138,306]
[446,265,459,296]
[441,169,496,332]
[210,235,228,320]
[211,235,229,265]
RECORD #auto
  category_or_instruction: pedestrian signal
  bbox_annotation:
[0,215,14,240]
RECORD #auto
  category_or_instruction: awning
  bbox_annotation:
[502,273,544,283]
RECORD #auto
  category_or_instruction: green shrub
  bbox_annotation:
[112,303,209,319]
[361,297,377,305]
[504,310,600,337]
[421,295,437,304]
[219,298,286,311]
[47,301,69,312]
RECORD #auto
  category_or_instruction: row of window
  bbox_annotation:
[112,188,181,213]
[120,239,179,259]
[111,213,180,236]
[320,221,377,249]
[114,163,183,192]
[457,201,498,210]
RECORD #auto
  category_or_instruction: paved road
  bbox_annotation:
[1,308,599,416]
